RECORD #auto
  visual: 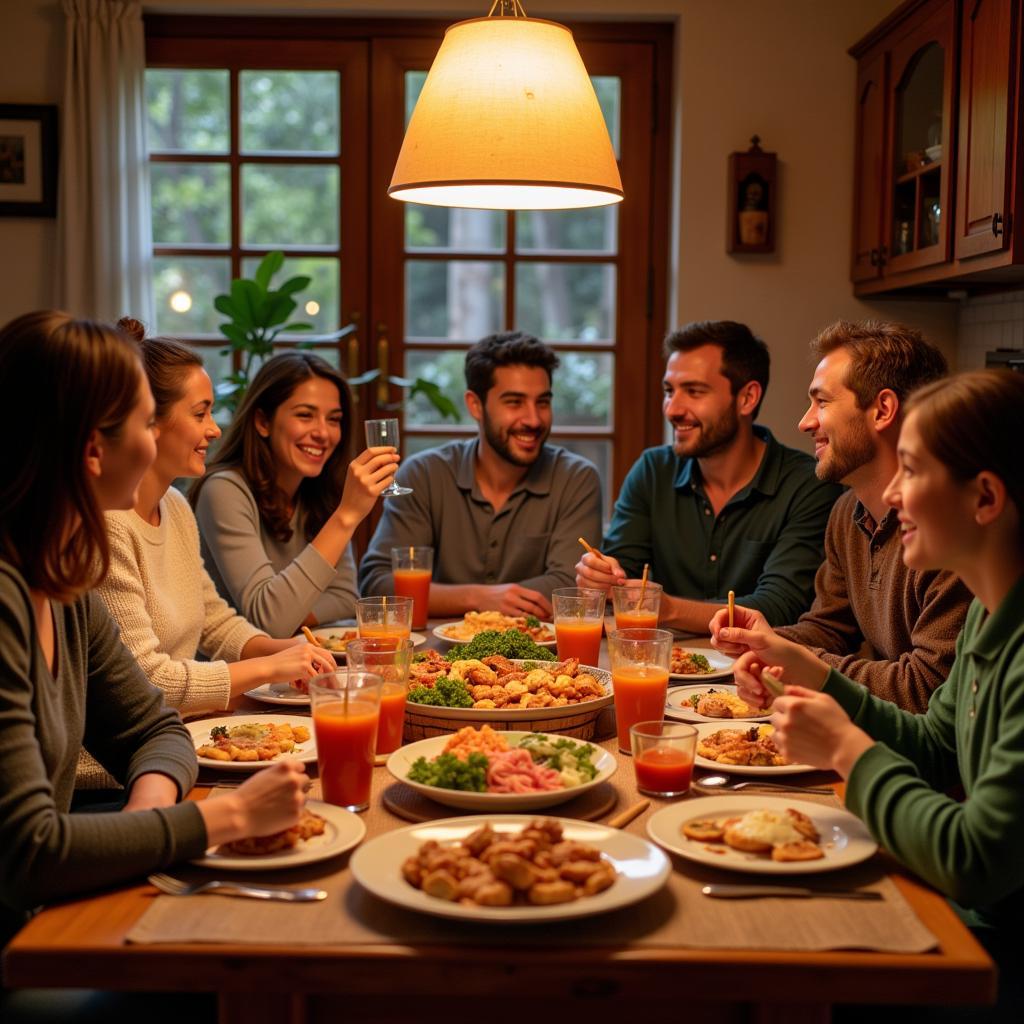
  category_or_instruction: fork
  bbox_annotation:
[148,873,327,902]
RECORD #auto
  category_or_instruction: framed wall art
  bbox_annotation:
[0,103,58,217]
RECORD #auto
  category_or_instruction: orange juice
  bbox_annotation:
[393,568,431,629]
[376,682,407,755]
[555,619,603,665]
[358,623,412,642]
[313,698,379,808]
[613,666,670,751]
[614,611,659,631]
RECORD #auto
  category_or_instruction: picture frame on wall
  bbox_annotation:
[0,103,58,218]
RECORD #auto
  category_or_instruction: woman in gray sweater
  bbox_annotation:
[0,312,308,946]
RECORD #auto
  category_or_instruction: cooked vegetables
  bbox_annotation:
[408,675,474,707]
[443,629,556,664]
[516,735,598,787]
[407,751,489,791]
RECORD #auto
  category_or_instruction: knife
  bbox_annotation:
[701,883,882,900]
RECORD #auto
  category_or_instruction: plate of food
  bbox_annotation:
[665,683,770,723]
[305,627,427,656]
[406,652,613,721]
[670,646,735,681]
[187,715,317,771]
[349,814,670,923]
[434,612,556,646]
[646,795,877,875]
[192,800,365,871]
[387,726,616,811]
[694,722,815,775]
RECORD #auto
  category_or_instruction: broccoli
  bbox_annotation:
[407,752,489,791]
[210,725,228,739]
[443,628,556,663]
[407,676,474,708]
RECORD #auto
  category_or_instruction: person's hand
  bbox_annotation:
[709,604,770,655]
[479,583,552,619]
[257,643,336,688]
[770,686,873,776]
[337,447,400,526]
[232,759,308,838]
[574,551,626,593]
[730,633,830,710]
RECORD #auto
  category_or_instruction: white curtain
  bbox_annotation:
[57,0,153,325]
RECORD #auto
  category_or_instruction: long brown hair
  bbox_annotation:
[118,316,202,420]
[191,351,353,541]
[0,311,144,601]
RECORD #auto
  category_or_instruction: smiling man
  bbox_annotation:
[359,332,601,618]
[576,320,840,632]
[711,320,972,712]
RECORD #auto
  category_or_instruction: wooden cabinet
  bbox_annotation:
[850,0,1024,294]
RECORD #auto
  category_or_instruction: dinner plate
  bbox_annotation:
[187,715,317,772]
[349,814,671,923]
[306,627,427,656]
[386,731,616,811]
[191,800,365,871]
[670,647,735,682]
[664,683,770,723]
[693,722,815,776]
[433,621,557,647]
[646,795,877,876]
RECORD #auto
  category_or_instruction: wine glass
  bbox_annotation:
[364,418,412,497]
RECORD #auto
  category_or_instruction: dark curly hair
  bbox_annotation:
[464,331,560,401]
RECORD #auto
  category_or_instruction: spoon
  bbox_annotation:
[695,774,834,796]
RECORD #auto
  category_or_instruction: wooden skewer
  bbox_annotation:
[409,544,414,563]
[607,799,651,829]
[634,563,650,613]
[728,590,735,629]
[382,594,388,630]
[578,536,606,562]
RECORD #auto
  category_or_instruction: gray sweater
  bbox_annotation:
[0,560,206,941]
[194,469,359,635]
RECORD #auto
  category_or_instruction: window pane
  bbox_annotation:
[515,262,616,342]
[145,69,228,153]
[241,164,339,247]
[592,76,621,158]
[405,206,505,253]
[405,260,504,341]
[153,256,231,336]
[515,208,617,254]
[242,256,340,335]
[404,433,468,457]
[555,352,613,427]
[405,71,428,126]
[403,349,467,427]
[151,163,230,245]
[556,438,612,522]
[240,71,340,154]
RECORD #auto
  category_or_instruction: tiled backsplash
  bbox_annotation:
[957,289,1024,369]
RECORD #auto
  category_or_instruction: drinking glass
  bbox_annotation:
[391,546,433,629]
[356,595,414,642]
[309,670,382,811]
[551,587,606,666]
[608,627,673,753]
[345,638,413,756]
[611,580,663,631]
[630,720,697,797]
[364,418,412,496]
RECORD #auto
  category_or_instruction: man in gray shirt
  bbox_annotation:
[359,332,602,618]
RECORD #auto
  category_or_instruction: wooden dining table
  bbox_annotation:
[2,629,997,1024]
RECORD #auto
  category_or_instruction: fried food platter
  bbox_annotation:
[664,683,771,723]
[187,715,318,771]
[694,722,815,776]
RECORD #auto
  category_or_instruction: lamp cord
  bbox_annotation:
[487,0,528,17]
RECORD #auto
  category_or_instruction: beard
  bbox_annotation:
[815,417,875,483]
[482,412,550,468]
[671,403,740,459]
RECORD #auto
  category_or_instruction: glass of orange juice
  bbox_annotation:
[611,580,663,631]
[608,627,673,753]
[551,587,606,666]
[630,720,697,797]
[356,595,413,642]
[309,670,382,811]
[391,547,433,629]
[345,637,412,756]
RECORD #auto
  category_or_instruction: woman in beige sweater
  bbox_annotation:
[97,320,337,715]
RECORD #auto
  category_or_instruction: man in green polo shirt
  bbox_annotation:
[576,320,841,632]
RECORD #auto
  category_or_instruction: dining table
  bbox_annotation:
[2,626,997,1024]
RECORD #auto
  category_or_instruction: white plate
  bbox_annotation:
[386,731,616,811]
[670,647,735,682]
[407,661,614,722]
[187,715,317,772]
[693,722,815,776]
[665,683,770,723]
[243,682,311,707]
[433,621,557,647]
[350,814,670,923]
[647,795,877,876]
[304,628,428,656]
[191,800,365,871]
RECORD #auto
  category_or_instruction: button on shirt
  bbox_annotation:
[601,427,841,626]
[359,439,602,601]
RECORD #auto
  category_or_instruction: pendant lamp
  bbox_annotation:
[388,1,623,211]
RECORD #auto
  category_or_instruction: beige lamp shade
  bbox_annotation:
[389,17,623,210]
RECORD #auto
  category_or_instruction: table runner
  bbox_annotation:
[128,740,937,953]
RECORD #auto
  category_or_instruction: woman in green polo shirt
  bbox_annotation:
[721,369,1024,1018]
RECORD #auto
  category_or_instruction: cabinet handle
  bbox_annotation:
[993,213,1004,237]
[346,312,361,403]
[878,244,888,267]
[376,324,389,406]
[869,248,879,266]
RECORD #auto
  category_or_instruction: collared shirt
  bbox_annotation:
[602,427,841,626]
[834,572,1024,928]
[359,439,602,600]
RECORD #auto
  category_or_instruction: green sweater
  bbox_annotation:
[0,560,207,941]
[831,572,1024,926]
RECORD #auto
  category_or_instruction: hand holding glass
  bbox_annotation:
[364,418,411,497]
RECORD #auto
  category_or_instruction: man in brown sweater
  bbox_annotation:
[711,320,972,713]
